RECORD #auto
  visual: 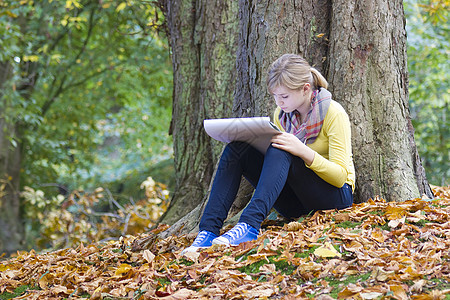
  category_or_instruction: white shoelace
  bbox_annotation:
[192,231,208,246]
[224,223,248,240]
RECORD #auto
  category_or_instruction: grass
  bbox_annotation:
[335,221,362,228]
[0,285,40,300]
[325,273,372,298]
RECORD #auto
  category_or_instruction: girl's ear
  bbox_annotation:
[303,83,311,94]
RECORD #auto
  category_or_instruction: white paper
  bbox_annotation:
[203,117,280,153]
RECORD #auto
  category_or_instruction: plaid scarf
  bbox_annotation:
[278,87,331,144]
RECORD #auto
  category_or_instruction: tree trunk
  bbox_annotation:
[159,0,240,225]
[156,0,433,236]
[0,62,24,255]
[326,0,433,202]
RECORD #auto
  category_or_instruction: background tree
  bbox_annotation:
[405,0,449,186]
[0,0,172,254]
[157,0,434,234]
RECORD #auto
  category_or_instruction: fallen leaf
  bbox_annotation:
[259,263,276,273]
[338,284,363,299]
[115,263,132,276]
[388,217,406,228]
[360,291,384,299]
[334,212,350,222]
[390,284,408,300]
[0,186,448,299]
[314,242,342,258]
[371,266,394,282]
[143,249,155,264]
[410,279,427,293]
[283,221,303,231]
[182,250,200,263]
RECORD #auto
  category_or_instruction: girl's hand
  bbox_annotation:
[271,132,315,165]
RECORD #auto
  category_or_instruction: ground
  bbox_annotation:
[0,186,449,299]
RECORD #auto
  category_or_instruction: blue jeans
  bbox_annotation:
[199,141,353,236]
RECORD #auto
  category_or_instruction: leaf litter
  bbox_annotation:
[1,186,449,299]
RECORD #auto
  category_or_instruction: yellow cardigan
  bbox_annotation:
[273,100,355,191]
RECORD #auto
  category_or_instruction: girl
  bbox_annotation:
[182,54,355,254]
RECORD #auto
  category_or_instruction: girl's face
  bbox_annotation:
[271,84,311,114]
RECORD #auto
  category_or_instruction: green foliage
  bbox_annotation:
[405,0,449,185]
[0,0,173,191]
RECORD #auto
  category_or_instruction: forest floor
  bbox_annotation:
[0,186,449,300]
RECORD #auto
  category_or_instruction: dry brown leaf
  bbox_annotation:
[0,189,448,299]
[150,288,194,300]
[390,284,408,300]
[371,266,394,282]
[143,249,156,264]
[410,279,427,293]
[259,263,276,273]
[334,212,350,222]
[337,284,363,299]
[283,221,303,231]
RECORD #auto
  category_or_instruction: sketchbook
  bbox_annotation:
[203,117,281,153]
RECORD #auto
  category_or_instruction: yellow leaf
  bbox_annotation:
[314,242,342,258]
[316,33,325,38]
[23,55,39,62]
[116,2,126,12]
[65,0,82,9]
[370,229,386,243]
[0,264,9,272]
[51,54,62,63]
[115,263,131,276]
[6,11,18,18]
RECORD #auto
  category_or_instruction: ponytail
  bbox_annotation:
[310,67,328,89]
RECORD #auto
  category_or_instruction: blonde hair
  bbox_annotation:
[267,54,328,93]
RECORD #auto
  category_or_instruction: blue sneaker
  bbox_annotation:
[212,222,259,246]
[181,230,218,254]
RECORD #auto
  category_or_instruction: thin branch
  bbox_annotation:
[104,188,126,212]
[122,213,131,236]
[42,6,97,116]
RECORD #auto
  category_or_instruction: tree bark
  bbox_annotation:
[0,62,24,255]
[159,0,240,225]
[156,0,433,236]
[327,0,433,202]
